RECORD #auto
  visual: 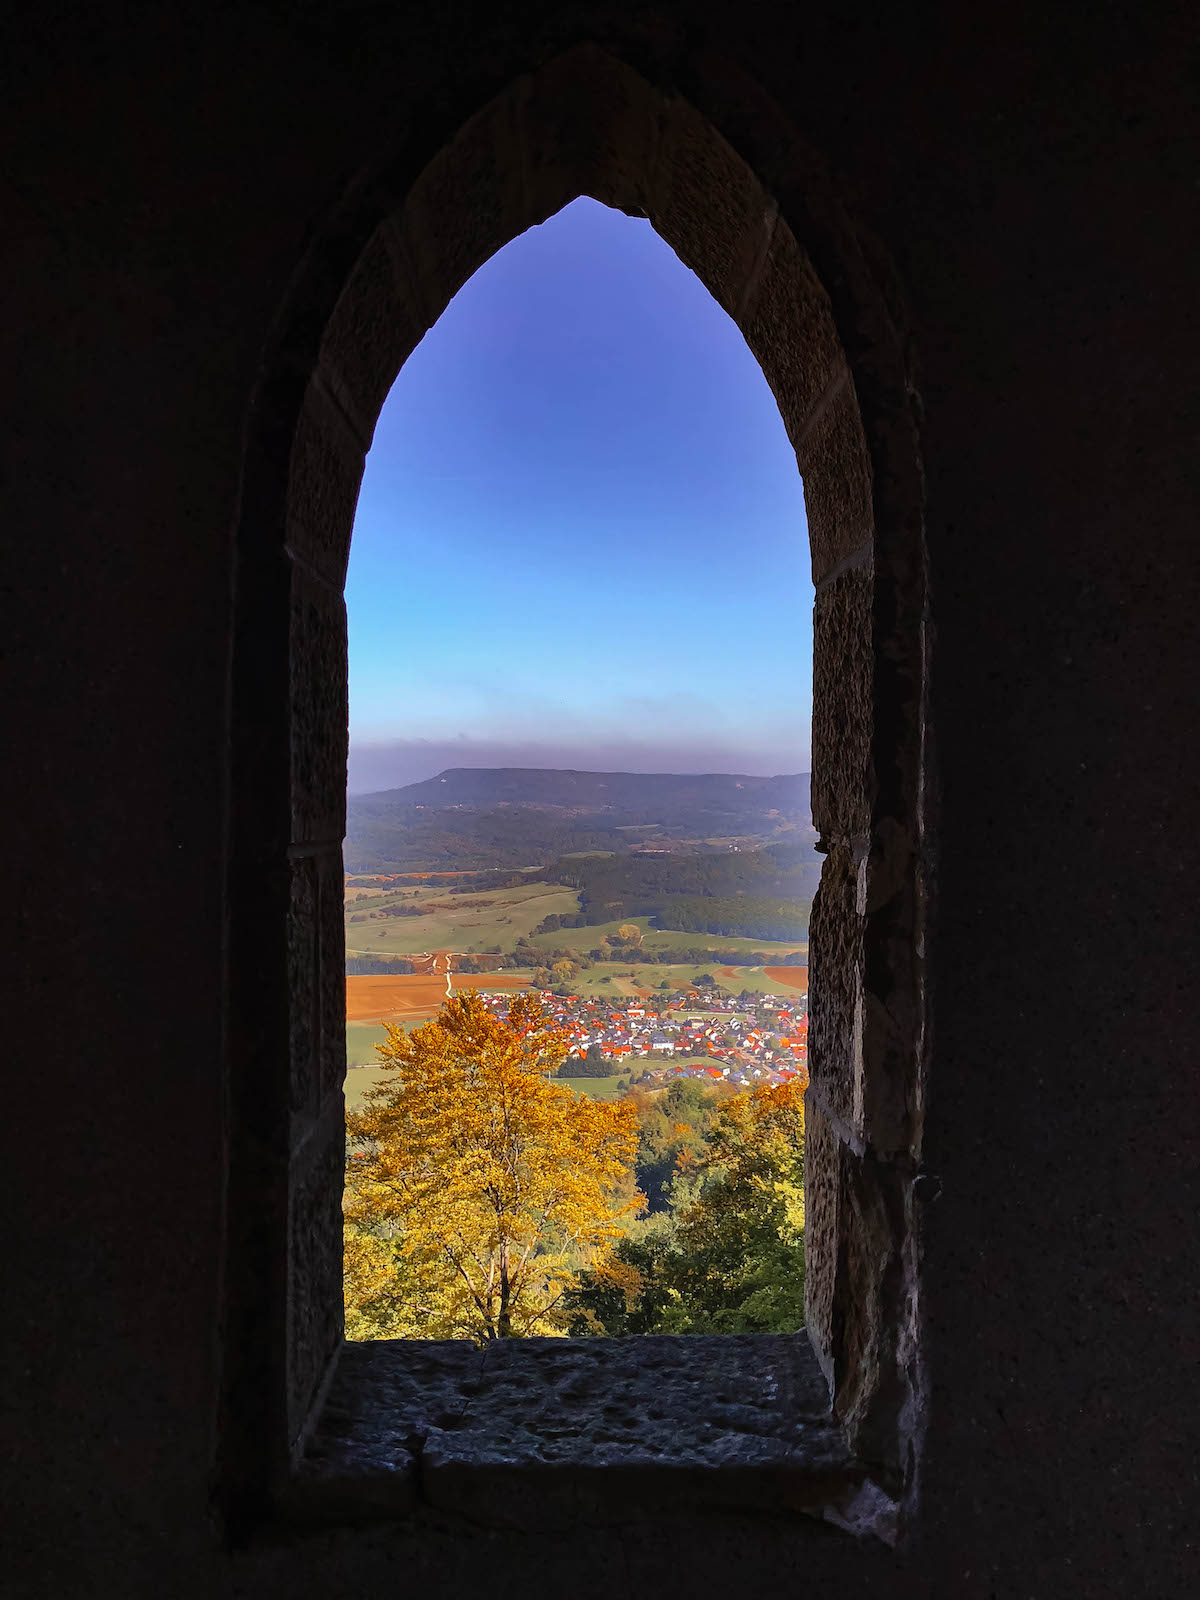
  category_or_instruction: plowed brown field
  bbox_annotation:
[345,972,531,1023]
[764,966,808,992]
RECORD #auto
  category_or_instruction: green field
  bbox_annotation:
[345,879,806,965]
[345,881,581,956]
[345,1020,391,1066]
[527,909,805,960]
[344,1058,396,1111]
[560,1075,628,1098]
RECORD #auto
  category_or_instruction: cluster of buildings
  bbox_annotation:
[479,987,809,1089]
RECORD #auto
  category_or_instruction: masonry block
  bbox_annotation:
[318,223,428,450]
[803,1096,840,1385]
[810,562,874,841]
[798,373,874,584]
[520,45,660,221]
[807,840,865,1137]
[743,221,845,447]
[287,382,365,589]
[316,846,347,1106]
[651,99,772,317]
[288,562,348,846]
[400,95,527,317]
[287,853,319,1119]
[302,1337,856,1531]
[860,817,922,1156]
[288,1107,346,1449]
[832,1150,915,1484]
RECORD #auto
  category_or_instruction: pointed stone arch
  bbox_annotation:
[225,42,930,1528]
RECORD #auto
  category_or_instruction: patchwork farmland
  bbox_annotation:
[343,878,808,1064]
[342,770,813,1071]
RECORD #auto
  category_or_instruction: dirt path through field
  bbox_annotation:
[345,970,531,1023]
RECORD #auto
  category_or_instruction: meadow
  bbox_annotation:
[345,880,580,956]
[563,1075,627,1098]
[346,1020,391,1067]
[345,1058,395,1110]
[345,877,807,966]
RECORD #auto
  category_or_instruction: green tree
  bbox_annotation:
[668,1080,806,1331]
[567,1081,805,1336]
[560,1041,615,1078]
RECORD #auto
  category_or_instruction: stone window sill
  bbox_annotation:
[288,1334,896,1539]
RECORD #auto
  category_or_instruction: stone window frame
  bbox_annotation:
[222,45,930,1542]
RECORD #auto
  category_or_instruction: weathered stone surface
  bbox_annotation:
[16,4,1199,1590]
[861,817,922,1156]
[399,96,526,317]
[288,1108,346,1446]
[803,1098,840,1383]
[743,220,845,447]
[832,1152,915,1485]
[302,1335,859,1529]
[521,45,660,220]
[810,561,874,841]
[803,1113,918,1485]
[285,1453,418,1526]
[288,562,348,845]
[287,854,319,1119]
[318,224,426,449]
[315,847,347,1107]
[287,382,365,589]
[652,99,772,317]
[799,372,874,584]
[808,840,866,1137]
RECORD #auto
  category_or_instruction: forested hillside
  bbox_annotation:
[345,767,811,873]
[543,840,818,941]
[373,767,807,812]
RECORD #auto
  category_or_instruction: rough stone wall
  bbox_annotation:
[4,4,1197,1597]
[260,49,926,1497]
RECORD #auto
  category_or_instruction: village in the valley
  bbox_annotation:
[478,983,809,1090]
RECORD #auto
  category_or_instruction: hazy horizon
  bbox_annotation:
[347,198,813,787]
[348,738,808,796]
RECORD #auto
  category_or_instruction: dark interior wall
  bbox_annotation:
[4,3,1196,1596]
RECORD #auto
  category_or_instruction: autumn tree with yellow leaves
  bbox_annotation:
[344,991,641,1342]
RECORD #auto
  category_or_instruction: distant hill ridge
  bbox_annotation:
[345,767,813,874]
[357,767,810,810]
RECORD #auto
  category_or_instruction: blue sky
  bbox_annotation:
[346,198,813,794]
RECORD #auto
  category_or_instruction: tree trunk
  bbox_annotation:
[498,1245,512,1338]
